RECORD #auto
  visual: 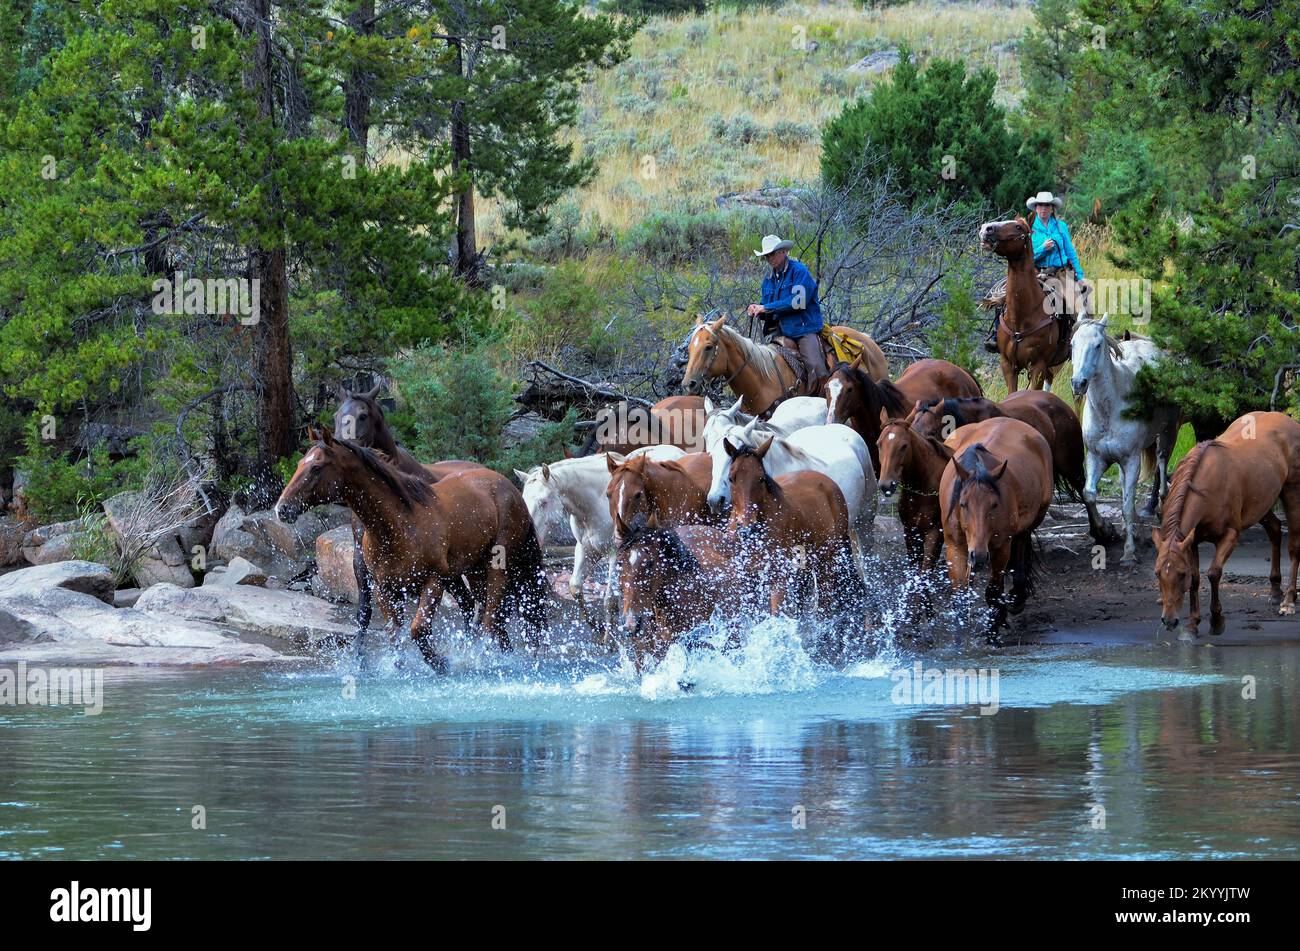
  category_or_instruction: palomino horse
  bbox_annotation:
[680,315,888,417]
[824,356,982,474]
[1070,317,1181,566]
[724,438,866,658]
[606,452,715,541]
[939,417,1055,633]
[616,523,743,672]
[1153,412,1300,637]
[908,391,1104,540]
[876,419,952,572]
[516,445,684,635]
[579,396,707,455]
[334,385,480,631]
[275,427,548,670]
[704,418,876,561]
[979,217,1069,392]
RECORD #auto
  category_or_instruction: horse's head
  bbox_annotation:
[950,444,1011,576]
[1152,525,1195,631]
[1069,316,1114,399]
[723,436,778,542]
[876,419,918,498]
[515,462,565,548]
[823,354,869,427]
[680,316,729,396]
[606,453,654,538]
[275,425,357,523]
[978,217,1032,259]
[333,383,384,446]
[909,399,951,441]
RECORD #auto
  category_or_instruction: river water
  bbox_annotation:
[2,617,1298,859]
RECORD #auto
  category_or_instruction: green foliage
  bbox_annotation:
[15,439,148,522]
[599,0,704,14]
[1068,128,1165,222]
[821,47,1055,212]
[928,265,981,377]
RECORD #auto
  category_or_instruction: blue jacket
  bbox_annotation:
[1031,215,1084,279]
[761,257,823,338]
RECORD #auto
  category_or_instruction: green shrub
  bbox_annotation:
[15,437,149,522]
[928,265,982,377]
[1069,128,1166,222]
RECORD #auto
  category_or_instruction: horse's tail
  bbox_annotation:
[509,523,551,634]
[1140,443,1157,484]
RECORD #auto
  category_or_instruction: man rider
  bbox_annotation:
[745,235,827,390]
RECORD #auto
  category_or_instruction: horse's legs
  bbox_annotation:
[449,575,477,626]
[352,527,373,640]
[1206,530,1239,636]
[410,581,449,674]
[570,539,591,629]
[478,559,513,652]
[1185,543,1202,635]
[1082,451,1114,546]
[984,546,1011,637]
[999,354,1019,394]
[1278,486,1300,615]
[601,553,621,650]
[1006,533,1032,615]
[1118,454,1143,566]
[1261,512,1284,601]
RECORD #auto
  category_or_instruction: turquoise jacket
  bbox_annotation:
[1031,215,1084,279]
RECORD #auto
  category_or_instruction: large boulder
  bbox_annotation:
[847,49,909,75]
[101,491,198,589]
[21,519,87,565]
[0,517,26,567]
[0,606,40,645]
[202,556,268,588]
[314,525,358,603]
[134,582,353,647]
[210,504,350,579]
[0,560,116,604]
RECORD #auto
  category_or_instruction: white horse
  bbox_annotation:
[1070,317,1181,566]
[701,395,830,447]
[703,418,877,560]
[517,445,684,628]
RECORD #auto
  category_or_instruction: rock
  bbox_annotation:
[135,582,353,647]
[202,556,268,588]
[0,606,40,645]
[9,469,31,518]
[113,587,142,608]
[714,186,807,212]
[847,49,909,75]
[314,525,358,603]
[211,504,349,579]
[21,519,86,565]
[101,491,198,590]
[0,560,116,605]
[0,517,26,567]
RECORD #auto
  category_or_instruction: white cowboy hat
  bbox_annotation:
[753,234,794,257]
[1026,191,1063,211]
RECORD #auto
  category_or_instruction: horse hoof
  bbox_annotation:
[1119,555,1137,569]
[1210,616,1226,637]
[1280,602,1296,616]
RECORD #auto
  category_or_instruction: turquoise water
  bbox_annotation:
[2,624,1298,859]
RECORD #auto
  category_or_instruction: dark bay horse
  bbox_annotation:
[939,417,1055,634]
[979,217,1068,392]
[616,522,742,672]
[580,396,708,455]
[1153,412,1300,637]
[275,426,548,670]
[334,385,480,632]
[824,356,981,474]
[605,452,715,539]
[876,419,952,572]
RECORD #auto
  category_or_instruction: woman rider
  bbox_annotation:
[745,234,827,390]
[984,191,1087,352]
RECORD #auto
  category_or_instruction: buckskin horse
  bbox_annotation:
[939,417,1055,634]
[275,426,548,670]
[824,356,982,474]
[334,384,481,631]
[1153,412,1300,638]
[680,314,888,417]
[979,217,1071,392]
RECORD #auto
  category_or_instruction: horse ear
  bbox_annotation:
[703,396,715,415]
[306,424,320,443]
[723,438,739,458]
[709,315,726,332]
[646,508,660,529]
[1151,526,1165,548]
[756,436,774,459]
[1098,314,1109,328]
[540,463,551,482]
[905,401,922,425]
[333,383,349,402]
[953,457,972,482]
[562,445,575,459]
[989,459,1008,480]
[513,468,529,483]
[694,313,704,325]
[320,425,335,445]
[606,454,621,474]
[364,383,382,400]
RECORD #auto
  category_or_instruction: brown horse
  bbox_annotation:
[939,417,1055,633]
[1153,412,1300,637]
[909,390,1103,540]
[724,438,865,656]
[876,419,952,572]
[979,217,1068,392]
[680,315,888,417]
[616,522,742,672]
[580,396,708,455]
[824,356,982,474]
[275,426,548,670]
[606,452,715,539]
[334,385,481,632]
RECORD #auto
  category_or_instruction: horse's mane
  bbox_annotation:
[618,525,700,574]
[698,323,784,384]
[335,439,432,510]
[949,443,1003,510]
[832,360,908,418]
[1161,440,1219,539]
[917,395,993,428]
[728,442,784,500]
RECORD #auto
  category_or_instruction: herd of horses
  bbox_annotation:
[273,218,1300,673]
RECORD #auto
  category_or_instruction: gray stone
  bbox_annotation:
[0,606,40,644]
[21,519,85,565]
[113,587,142,608]
[135,582,352,647]
[202,556,268,588]
[210,504,348,579]
[101,491,197,589]
[847,49,909,74]
[314,525,358,603]
[0,517,27,567]
[0,560,116,605]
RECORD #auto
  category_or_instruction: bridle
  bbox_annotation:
[691,323,753,389]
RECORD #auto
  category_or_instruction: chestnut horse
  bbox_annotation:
[724,438,866,657]
[1153,412,1300,637]
[824,356,982,474]
[579,395,708,455]
[979,217,1068,392]
[939,417,1055,633]
[275,427,548,670]
[606,452,715,540]
[909,391,1102,539]
[876,419,952,572]
[334,385,480,632]
[680,315,888,417]
[616,523,743,672]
